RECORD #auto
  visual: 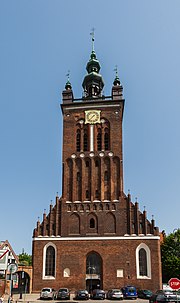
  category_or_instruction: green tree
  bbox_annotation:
[161,229,180,283]
[18,252,32,266]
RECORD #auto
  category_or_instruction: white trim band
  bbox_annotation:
[33,235,160,241]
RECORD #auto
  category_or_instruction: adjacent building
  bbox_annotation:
[32,42,162,292]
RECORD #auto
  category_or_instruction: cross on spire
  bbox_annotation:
[90,28,95,51]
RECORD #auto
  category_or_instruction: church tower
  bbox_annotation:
[32,37,162,292]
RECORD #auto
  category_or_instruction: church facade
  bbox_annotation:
[32,43,162,292]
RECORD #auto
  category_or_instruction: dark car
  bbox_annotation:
[121,286,137,299]
[74,290,89,300]
[138,289,153,299]
[149,290,178,303]
[90,289,105,300]
[57,288,70,300]
[107,289,124,300]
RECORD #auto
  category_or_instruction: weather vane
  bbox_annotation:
[90,28,95,51]
[66,70,70,82]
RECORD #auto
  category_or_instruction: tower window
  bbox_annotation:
[90,218,95,228]
[76,129,81,152]
[104,171,109,182]
[104,128,110,150]
[95,190,99,199]
[86,161,89,167]
[95,160,99,167]
[77,172,81,182]
[84,130,88,151]
[97,129,102,151]
[86,190,89,199]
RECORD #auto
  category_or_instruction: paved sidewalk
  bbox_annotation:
[3,294,76,303]
[3,294,41,303]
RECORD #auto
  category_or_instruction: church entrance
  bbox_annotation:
[12,271,30,294]
[86,252,102,293]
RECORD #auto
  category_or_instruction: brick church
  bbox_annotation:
[32,39,162,292]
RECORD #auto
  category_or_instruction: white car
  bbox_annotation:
[40,288,57,300]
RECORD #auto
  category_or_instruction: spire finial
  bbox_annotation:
[65,70,72,90]
[114,65,118,77]
[66,70,70,82]
[90,28,95,51]
[113,65,121,86]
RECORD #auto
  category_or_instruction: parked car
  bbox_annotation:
[121,286,137,299]
[90,289,105,300]
[173,290,180,301]
[137,289,153,299]
[107,289,124,300]
[149,290,178,303]
[74,290,89,300]
[57,288,70,300]
[40,288,57,300]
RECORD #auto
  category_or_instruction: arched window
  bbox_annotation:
[45,245,55,277]
[136,243,151,279]
[76,129,81,152]
[104,171,109,182]
[97,129,102,151]
[86,190,89,199]
[95,189,99,199]
[93,204,97,211]
[139,248,147,276]
[90,218,95,228]
[104,128,110,150]
[84,129,88,151]
[77,172,81,181]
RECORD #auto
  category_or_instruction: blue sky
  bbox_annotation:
[1,0,180,254]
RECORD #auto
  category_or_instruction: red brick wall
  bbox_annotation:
[32,238,162,293]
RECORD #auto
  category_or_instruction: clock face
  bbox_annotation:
[85,110,101,124]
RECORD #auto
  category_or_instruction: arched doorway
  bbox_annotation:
[86,252,103,293]
[12,271,30,294]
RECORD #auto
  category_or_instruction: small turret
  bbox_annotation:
[112,66,123,100]
[62,71,74,103]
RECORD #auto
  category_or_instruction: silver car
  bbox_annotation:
[40,288,57,300]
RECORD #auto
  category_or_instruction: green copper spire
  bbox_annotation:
[82,31,104,98]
